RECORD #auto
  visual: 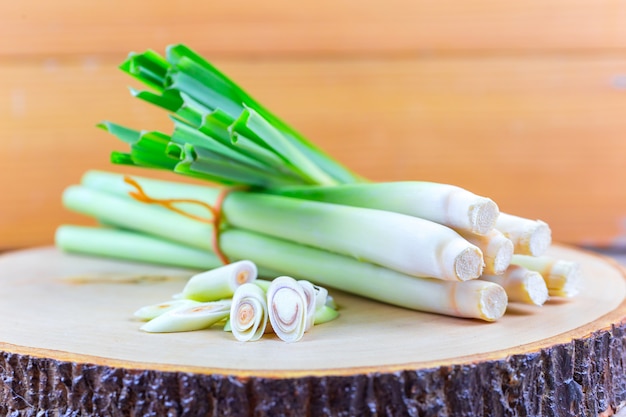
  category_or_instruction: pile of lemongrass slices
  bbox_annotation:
[133,260,338,342]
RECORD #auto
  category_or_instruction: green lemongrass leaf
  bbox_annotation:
[167,44,244,104]
[166,44,360,185]
[167,69,243,118]
[197,108,233,141]
[172,56,242,113]
[172,100,206,127]
[172,119,271,171]
[181,260,258,302]
[100,122,178,170]
[98,121,141,144]
[314,305,339,325]
[120,50,170,92]
[116,45,362,187]
[175,144,305,188]
[134,299,202,321]
[110,151,137,166]
[130,87,183,112]
[198,110,303,179]
[140,301,231,333]
[231,107,337,186]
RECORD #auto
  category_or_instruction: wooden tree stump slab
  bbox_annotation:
[1,245,625,416]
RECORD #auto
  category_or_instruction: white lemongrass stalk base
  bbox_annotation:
[458,229,514,275]
[496,213,552,256]
[511,255,581,297]
[481,265,549,306]
[270,182,500,235]
[182,260,258,302]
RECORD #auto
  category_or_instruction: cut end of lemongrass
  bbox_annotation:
[182,260,258,302]
[453,280,507,322]
[547,260,581,297]
[481,265,549,306]
[467,198,500,235]
[523,271,550,306]
[230,283,268,342]
[453,246,484,281]
[497,214,552,256]
[267,276,308,343]
[490,237,514,276]
[526,221,552,257]
[445,187,499,235]
[460,229,514,276]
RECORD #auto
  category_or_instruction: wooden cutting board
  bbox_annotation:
[1,245,625,416]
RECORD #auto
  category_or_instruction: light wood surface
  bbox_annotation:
[2,1,626,250]
[0,244,623,376]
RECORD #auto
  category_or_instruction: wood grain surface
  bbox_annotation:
[0,244,623,374]
[1,1,626,249]
[1,245,626,415]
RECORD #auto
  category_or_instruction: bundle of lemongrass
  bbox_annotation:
[56,44,581,335]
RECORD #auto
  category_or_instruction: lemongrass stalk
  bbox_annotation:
[314,305,340,324]
[57,225,506,321]
[181,260,257,302]
[298,280,317,331]
[55,225,222,270]
[266,276,308,342]
[134,299,202,320]
[480,265,548,306]
[496,213,552,256]
[458,229,513,275]
[510,255,581,297]
[140,301,231,333]
[229,283,268,342]
[270,182,500,235]
[75,171,484,281]
[253,279,272,292]
[56,225,282,279]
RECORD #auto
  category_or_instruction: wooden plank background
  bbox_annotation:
[1,1,626,249]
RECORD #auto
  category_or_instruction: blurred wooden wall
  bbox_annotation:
[1,0,626,249]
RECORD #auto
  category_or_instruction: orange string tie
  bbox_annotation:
[123,176,241,265]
